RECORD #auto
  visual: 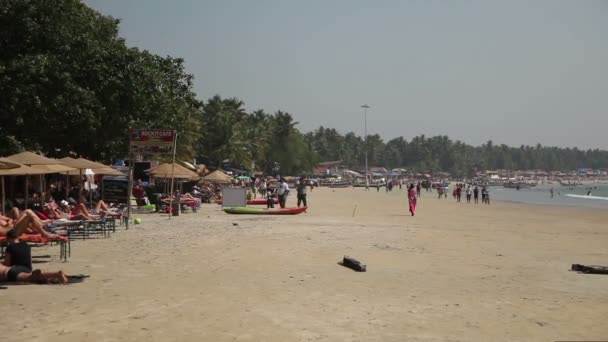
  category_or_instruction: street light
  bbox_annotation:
[361,105,370,189]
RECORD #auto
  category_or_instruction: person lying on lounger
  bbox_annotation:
[93,200,122,217]
[0,209,61,239]
[66,199,101,220]
[1,229,67,284]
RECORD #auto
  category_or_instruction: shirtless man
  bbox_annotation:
[1,209,60,239]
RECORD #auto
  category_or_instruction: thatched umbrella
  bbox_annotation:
[0,158,45,215]
[60,157,113,204]
[202,170,233,184]
[5,152,75,208]
[146,163,200,179]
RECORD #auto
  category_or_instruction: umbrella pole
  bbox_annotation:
[89,177,93,210]
[25,175,29,209]
[79,169,83,204]
[126,155,134,230]
[66,172,69,199]
[1,176,5,216]
[40,174,44,208]
[169,132,178,219]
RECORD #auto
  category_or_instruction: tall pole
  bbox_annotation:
[361,105,370,189]
[168,131,178,219]
[126,153,133,230]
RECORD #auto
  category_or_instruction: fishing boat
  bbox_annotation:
[223,206,307,215]
[215,198,279,205]
[329,182,351,188]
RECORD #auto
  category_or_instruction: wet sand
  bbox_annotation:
[2,187,607,341]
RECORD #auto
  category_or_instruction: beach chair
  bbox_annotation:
[0,234,69,262]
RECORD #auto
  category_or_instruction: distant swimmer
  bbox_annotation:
[587,190,592,196]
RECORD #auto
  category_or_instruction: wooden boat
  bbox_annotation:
[215,198,279,205]
[223,206,307,215]
[329,183,351,188]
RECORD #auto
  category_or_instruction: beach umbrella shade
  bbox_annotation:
[0,159,20,170]
[146,163,200,179]
[202,170,233,184]
[60,157,112,203]
[0,158,46,215]
[5,152,75,207]
[66,166,124,176]
[59,157,108,170]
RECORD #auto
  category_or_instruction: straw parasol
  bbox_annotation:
[59,157,107,170]
[202,170,233,184]
[0,158,45,215]
[146,163,200,180]
[60,157,124,205]
[5,152,75,207]
[0,159,20,170]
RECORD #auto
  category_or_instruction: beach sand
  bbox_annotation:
[2,187,607,341]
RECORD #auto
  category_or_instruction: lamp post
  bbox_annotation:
[361,105,370,189]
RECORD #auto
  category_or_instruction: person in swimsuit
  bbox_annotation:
[67,199,101,220]
[1,229,67,284]
[1,209,60,239]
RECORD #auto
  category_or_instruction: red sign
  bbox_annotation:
[130,129,176,155]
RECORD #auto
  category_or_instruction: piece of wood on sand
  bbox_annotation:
[339,255,367,272]
[571,264,608,275]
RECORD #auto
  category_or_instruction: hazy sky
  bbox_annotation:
[85,0,608,149]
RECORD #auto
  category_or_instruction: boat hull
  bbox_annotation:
[223,207,307,215]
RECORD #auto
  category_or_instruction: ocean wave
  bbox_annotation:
[565,194,608,201]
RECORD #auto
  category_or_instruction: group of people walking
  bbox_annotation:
[451,184,490,205]
[261,176,310,209]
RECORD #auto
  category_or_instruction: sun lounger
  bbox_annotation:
[0,234,69,261]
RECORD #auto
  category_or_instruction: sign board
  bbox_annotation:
[129,129,176,155]
[222,187,246,207]
[102,177,129,202]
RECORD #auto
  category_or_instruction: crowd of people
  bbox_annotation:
[436,183,491,205]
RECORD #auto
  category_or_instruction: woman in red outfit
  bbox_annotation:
[408,184,417,216]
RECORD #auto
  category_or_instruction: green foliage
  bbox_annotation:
[0,0,202,162]
[197,96,318,174]
[306,128,608,176]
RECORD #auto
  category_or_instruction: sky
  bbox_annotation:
[84,0,608,149]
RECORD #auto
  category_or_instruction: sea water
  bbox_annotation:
[489,184,608,209]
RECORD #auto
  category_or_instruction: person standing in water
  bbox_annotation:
[550,187,554,198]
[408,184,417,216]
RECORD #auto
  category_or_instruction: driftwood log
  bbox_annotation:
[339,256,367,272]
[571,264,608,274]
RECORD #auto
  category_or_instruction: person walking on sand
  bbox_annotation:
[296,176,307,208]
[408,184,417,216]
[473,186,479,204]
[416,183,421,198]
[466,186,472,203]
[277,177,289,208]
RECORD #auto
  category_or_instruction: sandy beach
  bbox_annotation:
[2,187,607,342]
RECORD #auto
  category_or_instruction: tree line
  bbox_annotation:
[305,127,608,176]
[1,0,607,177]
